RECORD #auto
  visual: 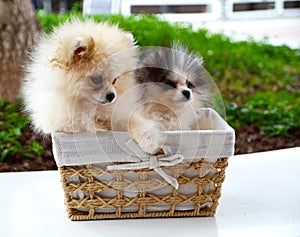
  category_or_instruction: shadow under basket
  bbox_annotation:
[52,109,235,221]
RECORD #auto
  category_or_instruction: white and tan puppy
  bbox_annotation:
[135,44,213,131]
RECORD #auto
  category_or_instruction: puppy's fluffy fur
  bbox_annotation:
[22,20,160,153]
[135,44,212,130]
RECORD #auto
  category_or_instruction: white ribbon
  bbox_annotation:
[107,140,184,189]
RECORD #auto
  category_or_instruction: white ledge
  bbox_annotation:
[0,147,299,236]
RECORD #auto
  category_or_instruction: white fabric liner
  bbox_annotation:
[52,108,235,167]
[52,108,235,213]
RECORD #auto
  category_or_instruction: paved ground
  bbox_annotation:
[192,17,300,49]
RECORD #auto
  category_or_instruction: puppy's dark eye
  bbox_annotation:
[165,80,177,89]
[91,76,102,85]
[112,77,118,85]
[186,81,195,89]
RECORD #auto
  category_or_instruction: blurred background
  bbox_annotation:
[0,0,299,172]
[32,0,300,48]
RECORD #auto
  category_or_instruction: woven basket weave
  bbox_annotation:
[52,109,234,221]
[59,158,228,220]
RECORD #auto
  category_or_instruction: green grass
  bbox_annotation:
[226,91,300,137]
[0,99,44,161]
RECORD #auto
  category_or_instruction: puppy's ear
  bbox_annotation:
[52,36,95,68]
[68,36,95,65]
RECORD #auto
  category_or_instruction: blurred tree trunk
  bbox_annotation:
[0,0,42,102]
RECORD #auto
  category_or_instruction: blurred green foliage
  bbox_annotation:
[0,99,44,161]
[226,91,300,136]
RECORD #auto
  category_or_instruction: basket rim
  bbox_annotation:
[51,108,235,168]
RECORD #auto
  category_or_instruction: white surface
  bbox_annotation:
[0,148,299,237]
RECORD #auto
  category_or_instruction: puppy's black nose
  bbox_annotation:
[182,90,190,100]
[106,92,115,102]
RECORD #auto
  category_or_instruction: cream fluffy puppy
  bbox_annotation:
[22,20,160,154]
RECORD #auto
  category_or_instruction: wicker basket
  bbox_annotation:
[52,109,235,221]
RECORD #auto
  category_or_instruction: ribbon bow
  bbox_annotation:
[107,140,184,189]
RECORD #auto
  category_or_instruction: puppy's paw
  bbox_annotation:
[130,127,162,155]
